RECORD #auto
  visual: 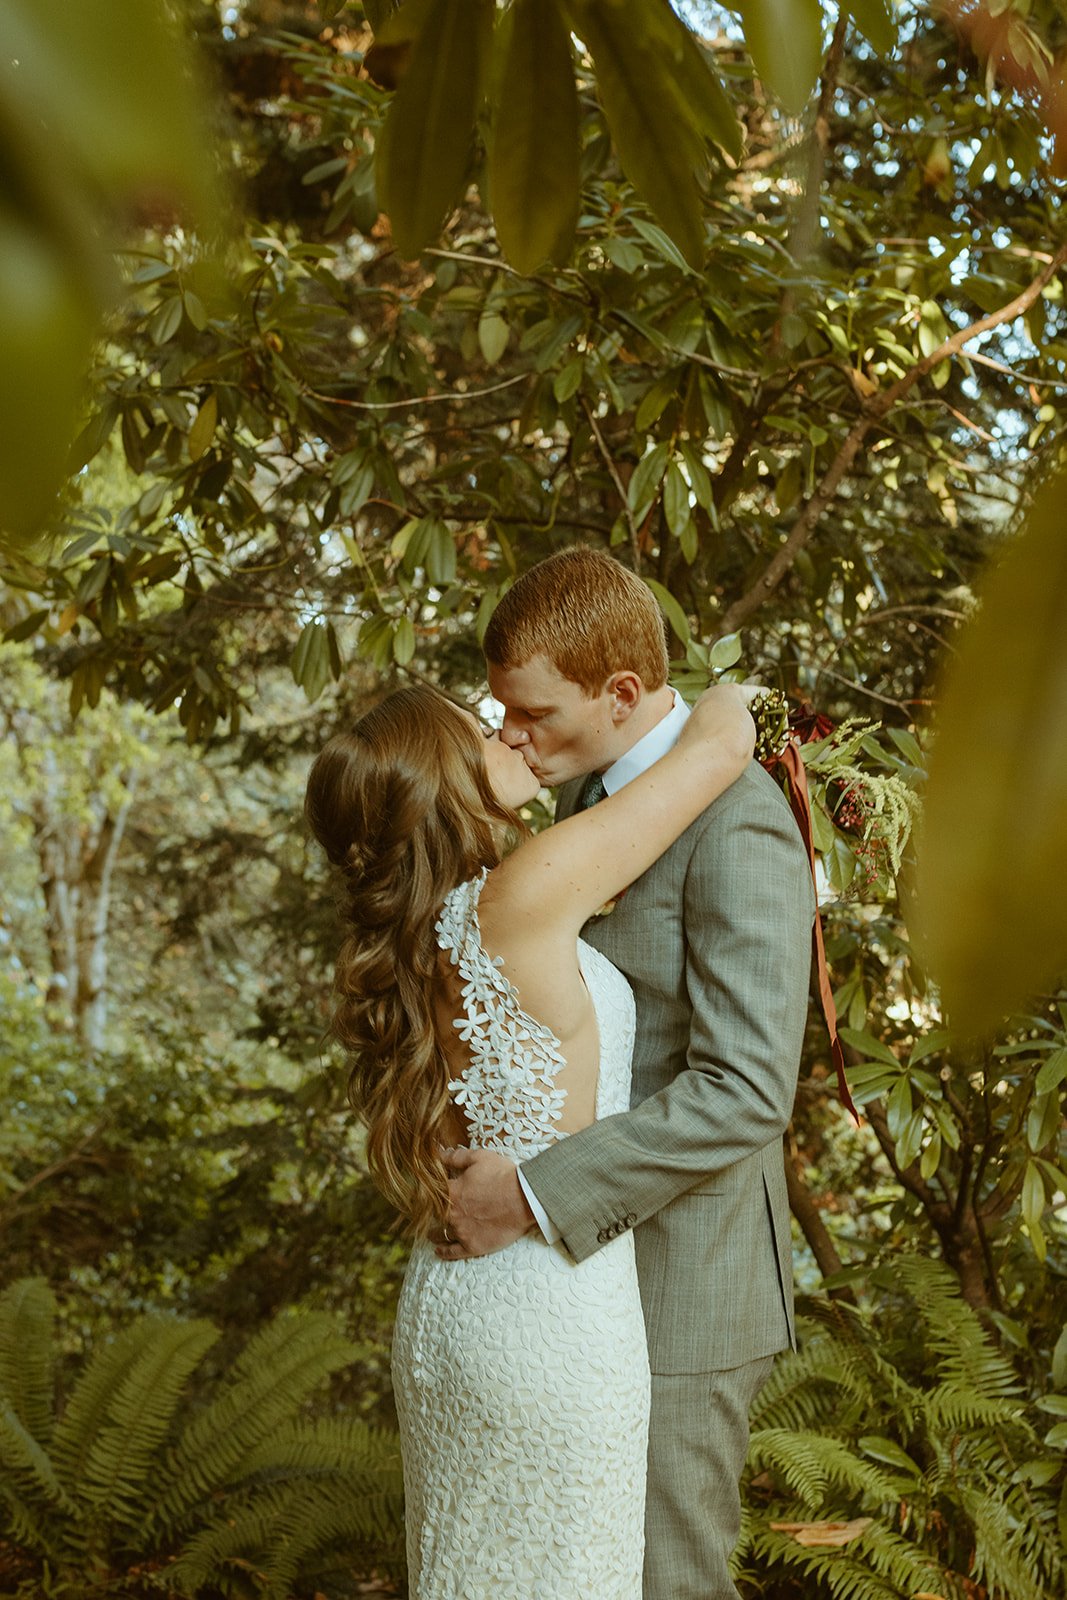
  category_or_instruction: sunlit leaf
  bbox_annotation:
[738,0,824,116]
[187,394,218,462]
[0,207,96,542]
[643,578,690,645]
[847,0,896,56]
[376,0,493,259]
[915,470,1067,1034]
[490,0,579,274]
[565,0,707,267]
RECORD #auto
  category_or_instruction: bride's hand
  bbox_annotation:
[679,681,759,766]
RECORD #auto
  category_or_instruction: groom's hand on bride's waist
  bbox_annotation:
[435,1147,537,1260]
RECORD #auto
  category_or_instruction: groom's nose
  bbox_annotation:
[500,714,529,747]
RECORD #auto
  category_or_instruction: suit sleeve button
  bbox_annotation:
[625,1212,637,1226]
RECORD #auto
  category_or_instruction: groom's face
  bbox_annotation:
[487,655,615,787]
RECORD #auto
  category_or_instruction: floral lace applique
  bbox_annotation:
[435,871,570,1161]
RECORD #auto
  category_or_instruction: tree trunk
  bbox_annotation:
[74,776,137,1051]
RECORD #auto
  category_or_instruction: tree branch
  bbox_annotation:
[784,1130,856,1303]
[715,242,1067,638]
[581,399,642,570]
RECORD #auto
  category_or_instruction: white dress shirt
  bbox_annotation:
[517,692,690,1242]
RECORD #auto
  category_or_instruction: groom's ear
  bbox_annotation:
[605,670,643,723]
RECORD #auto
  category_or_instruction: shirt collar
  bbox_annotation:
[601,690,690,796]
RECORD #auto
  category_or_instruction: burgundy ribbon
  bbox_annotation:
[763,740,860,1124]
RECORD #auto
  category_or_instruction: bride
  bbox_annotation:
[304,680,755,1599]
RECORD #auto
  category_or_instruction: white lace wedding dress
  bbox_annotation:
[391,871,649,1599]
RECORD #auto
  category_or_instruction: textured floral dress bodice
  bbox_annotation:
[391,872,649,1599]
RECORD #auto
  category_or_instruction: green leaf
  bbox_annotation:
[565,0,706,268]
[1052,1323,1067,1389]
[1035,1046,1067,1095]
[1021,1160,1046,1231]
[1028,1090,1060,1152]
[859,1435,921,1476]
[920,1129,942,1180]
[643,576,690,645]
[187,393,217,462]
[553,357,584,403]
[918,299,949,358]
[839,1027,899,1068]
[915,470,1067,1034]
[0,206,98,541]
[738,0,824,116]
[908,1029,952,1066]
[664,461,691,538]
[2,608,49,643]
[291,621,333,702]
[478,307,510,367]
[847,0,896,56]
[631,217,695,276]
[0,1,218,227]
[604,236,642,273]
[149,295,184,346]
[392,615,416,665]
[490,0,579,273]
[885,1074,913,1139]
[376,0,493,259]
[896,1108,924,1170]
[1044,1422,1067,1449]
[679,441,713,511]
[627,442,670,518]
[640,3,742,161]
[425,520,456,585]
[709,633,742,671]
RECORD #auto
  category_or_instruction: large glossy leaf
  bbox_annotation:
[916,470,1067,1034]
[0,1,217,222]
[641,2,742,161]
[489,0,580,274]
[565,0,708,268]
[738,0,825,116]
[0,205,96,542]
[847,0,896,56]
[376,0,493,259]
[0,0,218,542]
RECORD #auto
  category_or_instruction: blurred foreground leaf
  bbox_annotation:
[916,470,1067,1034]
[0,0,218,546]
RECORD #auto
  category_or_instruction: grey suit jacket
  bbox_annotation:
[522,760,814,1374]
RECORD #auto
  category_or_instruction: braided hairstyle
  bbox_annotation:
[304,686,523,1235]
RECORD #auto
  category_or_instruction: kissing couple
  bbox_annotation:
[305,546,814,1599]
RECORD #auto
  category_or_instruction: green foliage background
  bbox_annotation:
[1,2,1066,1596]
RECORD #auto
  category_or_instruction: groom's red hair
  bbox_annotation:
[483,546,670,696]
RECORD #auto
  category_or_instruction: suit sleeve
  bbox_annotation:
[520,771,814,1262]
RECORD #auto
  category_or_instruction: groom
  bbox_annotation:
[440,546,814,1600]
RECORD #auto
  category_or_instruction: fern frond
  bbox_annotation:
[150,1312,358,1533]
[160,1475,404,1598]
[0,1403,75,1515]
[75,1316,219,1526]
[748,1428,902,1510]
[0,1280,55,1446]
[236,1416,403,1484]
[924,1382,1026,1433]
[744,1521,946,1600]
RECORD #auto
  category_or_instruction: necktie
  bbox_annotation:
[581,772,607,809]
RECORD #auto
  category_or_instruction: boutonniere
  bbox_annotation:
[594,885,631,917]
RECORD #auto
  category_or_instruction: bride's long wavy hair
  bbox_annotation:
[304,685,523,1235]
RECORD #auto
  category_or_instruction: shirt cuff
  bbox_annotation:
[517,1167,560,1243]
